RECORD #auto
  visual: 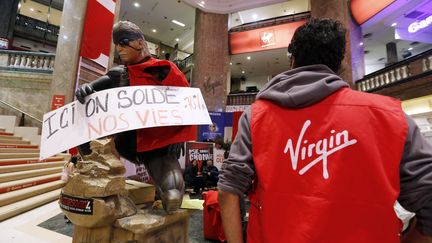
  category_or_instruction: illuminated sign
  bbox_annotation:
[230,20,306,55]
[408,15,432,33]
[350,0,395,25]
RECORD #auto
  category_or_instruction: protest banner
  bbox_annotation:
[40,85,212,159]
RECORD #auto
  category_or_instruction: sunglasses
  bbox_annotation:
[115,38,132,46]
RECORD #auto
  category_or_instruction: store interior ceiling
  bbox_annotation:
[19,0,432,80]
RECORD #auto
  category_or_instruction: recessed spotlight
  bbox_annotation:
[408,47,413,51]
[152,29,157,33]
[201,1,205,4]
[30,8,34,11]
[252,14,258,20]
[247,56,251,60]
[162,50,165,53]
[242,70,245,74]
[175,38,180,42]
[391,22,397,27]
[63,35,68,40]
[230,62,232,65]
[172,19,185,27]
[359,42,364,46]
[134,2,140,7]
[18,3,21,9]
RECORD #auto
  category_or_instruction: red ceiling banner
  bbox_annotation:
[350,0,395,25]
[80,0,116,68]
[229,20,307,55]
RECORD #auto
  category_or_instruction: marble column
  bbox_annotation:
[192,9,230,112]
[0,0,19,40]
[49,0,88,109]
[311,0,365,85]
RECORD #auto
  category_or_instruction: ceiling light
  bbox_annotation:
[230,62,232,65]
[152,29,157,33]
[201,1,205,4]
[63,35,68,40]
[162,50,165,53]
[134,2,140,7]
[242,71,245,74]
[172,20,185,27]
[18,3,21,9]
[30,8,34,11]
[252,14,258,20]
[247,56,251,60]
[408,47,413,51]
[359,42,364,46]
[391,22,397,27]
[175,38,180,42]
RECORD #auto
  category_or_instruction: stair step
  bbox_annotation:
[0,153,40,159]
[0,188,62,222]
[0,180,64,207]
[0,167,63,183]
[0,144,38,149]
[0,148,40,153]
[0,161,65,173]
[0,156,64,166]
[0,173,62,194]
[0,139,30,145]
[0,132,13,136]
[0,135,21,140]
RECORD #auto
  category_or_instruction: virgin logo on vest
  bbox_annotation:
[283,120,357,179]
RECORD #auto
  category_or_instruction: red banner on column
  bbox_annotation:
[80,0,116,68]
[51,95,65,110]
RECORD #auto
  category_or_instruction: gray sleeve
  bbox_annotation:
[398,114,432,235]
[217,108,255,196]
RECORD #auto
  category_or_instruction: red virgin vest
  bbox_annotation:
[127,57,196,152]
[248,88,407,243]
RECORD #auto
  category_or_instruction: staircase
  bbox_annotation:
[0,127,68,222]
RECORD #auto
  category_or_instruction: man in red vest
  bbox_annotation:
[218,18,432,242]
[75,21,196,213]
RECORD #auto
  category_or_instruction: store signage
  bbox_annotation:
[51,94,65,110]
[230,20,307,54]
[408,15,432,33]
[350,0,395,25]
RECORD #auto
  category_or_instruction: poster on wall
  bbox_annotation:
[198,112,233,142]
[185,142,214,173]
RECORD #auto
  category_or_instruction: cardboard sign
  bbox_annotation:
[40,86,212,159]
[59,194,94,215]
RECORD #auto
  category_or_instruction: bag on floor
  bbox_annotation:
[203,190,226,242]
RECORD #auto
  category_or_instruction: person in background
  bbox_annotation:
[203,159,219,189]
[218,18,432,243]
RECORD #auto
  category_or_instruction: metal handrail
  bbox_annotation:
[0,100,42,124]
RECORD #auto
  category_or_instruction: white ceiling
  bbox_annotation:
[182,0,288,14]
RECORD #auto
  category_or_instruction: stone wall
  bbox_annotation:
[0,70,52,128]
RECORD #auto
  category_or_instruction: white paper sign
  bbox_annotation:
[40,86,212,159]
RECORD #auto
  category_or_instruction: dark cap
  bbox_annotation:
[112,21,145,45]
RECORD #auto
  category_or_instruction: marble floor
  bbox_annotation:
[0,193,222,243]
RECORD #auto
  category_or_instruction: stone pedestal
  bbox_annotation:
[60,138,189,243]
[112,209,190,243]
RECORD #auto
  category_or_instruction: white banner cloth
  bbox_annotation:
[40,86,211,159]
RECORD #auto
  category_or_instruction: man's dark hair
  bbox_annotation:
[112,21,145,44]
[288,18,346,72]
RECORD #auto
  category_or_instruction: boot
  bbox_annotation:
[143,153,185,214]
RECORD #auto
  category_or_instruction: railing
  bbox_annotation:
[0,50,55,72]
[356,49,432,92]
[14,14,60,45]
[177,54,193,71]
[227,92,258,106]
[0,100,42,127]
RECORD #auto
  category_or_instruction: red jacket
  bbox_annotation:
[128,58,196,152]
[248,88,407,243]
